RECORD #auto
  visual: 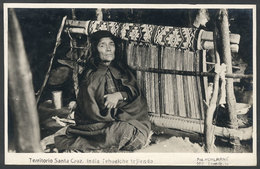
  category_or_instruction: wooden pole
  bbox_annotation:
[36,16,67,104]
[218,9,239,129]
[8,9,42,152]
[96,8,103,21]
[68,9,80,98]
[204,54,220,152]
[204,10,223,152]
[71,8,77,20]
[218,9,241,152]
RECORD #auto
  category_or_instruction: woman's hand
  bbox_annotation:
[104,92,123,109]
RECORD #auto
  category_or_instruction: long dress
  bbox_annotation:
[54,62,151,152]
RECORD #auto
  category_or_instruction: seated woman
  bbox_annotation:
[55,30,151,152]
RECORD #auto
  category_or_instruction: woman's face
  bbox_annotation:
[97,37,115,63]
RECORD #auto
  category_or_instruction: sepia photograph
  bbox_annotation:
[4,3,257,166]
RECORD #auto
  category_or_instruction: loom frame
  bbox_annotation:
[36,15,253,152]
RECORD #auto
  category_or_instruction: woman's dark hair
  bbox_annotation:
[86,30,128,74]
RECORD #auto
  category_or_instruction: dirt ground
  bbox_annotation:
[8,121,251,153]
[8,101,253,153]
[40,127,206,153]
[39,125,252,153]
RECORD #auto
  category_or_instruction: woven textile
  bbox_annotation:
[86,20,197,50]
[126,43,205,120]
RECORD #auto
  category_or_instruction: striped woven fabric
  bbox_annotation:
[127,42,205,120]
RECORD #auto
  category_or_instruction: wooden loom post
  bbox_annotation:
[218,9,241,151]
[70,9,80,98]
[204,9,240,152]
[8,9,42,152]
[204,10,223,152]
[218,9,239,129]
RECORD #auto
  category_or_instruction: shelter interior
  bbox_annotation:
[8,8,253,153]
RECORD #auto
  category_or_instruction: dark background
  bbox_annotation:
[13,8,253,92]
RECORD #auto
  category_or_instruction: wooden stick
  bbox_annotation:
[172,49,178,116]
[176,50,186,117]
[129,66,253,79]
[150,46,156,113]
[8,9,42,152]
[201,30,240,44]
[190,51,197,118]
[202,41,239,53]
[157,46,162,116]
[163,47,169,115]
[183,51,190,117]
[36,16,67,104]
[204,15,222,152]
[153,46,160,115]
[201,50,207,119]
[206,61,241,69]
[204,54,220,152]
[70,8,80,98]
[170,48,175,115]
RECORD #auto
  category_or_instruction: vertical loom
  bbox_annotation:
[127,43,205,133]
[64,19,253,141]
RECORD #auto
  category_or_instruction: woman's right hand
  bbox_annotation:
[104,92,123,109]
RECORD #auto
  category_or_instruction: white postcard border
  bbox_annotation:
[4,3,257,166]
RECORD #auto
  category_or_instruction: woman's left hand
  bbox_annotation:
[104,92,123,109]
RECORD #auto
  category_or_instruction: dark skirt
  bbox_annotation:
[54,121,148,152]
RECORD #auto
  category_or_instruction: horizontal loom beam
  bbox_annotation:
[149,114,252,141]
[130,66,253,79]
